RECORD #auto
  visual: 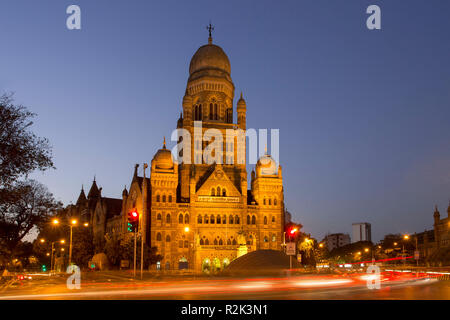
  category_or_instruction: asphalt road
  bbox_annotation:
[1,271,449,300]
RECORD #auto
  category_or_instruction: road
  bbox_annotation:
[1,270,449,300]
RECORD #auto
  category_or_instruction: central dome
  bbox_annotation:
[189,43,231,76]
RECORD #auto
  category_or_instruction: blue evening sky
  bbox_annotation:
[1,0,450,242]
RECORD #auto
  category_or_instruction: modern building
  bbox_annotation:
[64,31,286,273]
[322,233,351,251]
[352,222,371,243]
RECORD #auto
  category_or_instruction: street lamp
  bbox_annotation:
[51,217,88,266]
[40,238,65,273]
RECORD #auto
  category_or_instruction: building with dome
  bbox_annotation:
[68,32,286,273]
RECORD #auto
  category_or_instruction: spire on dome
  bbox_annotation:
[206,22,214,44]
[163,136,166,149]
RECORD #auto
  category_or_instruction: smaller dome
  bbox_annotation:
[237,92,246,109]
[153,138,174,170]
[256,153,277,175]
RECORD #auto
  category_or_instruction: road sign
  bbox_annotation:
[414,250,420,260]
[286,242,296,255]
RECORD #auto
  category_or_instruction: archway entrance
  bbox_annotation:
[212,258,221,273]
[202,258,211,274]
[223,258,230,269]
[178,257,188,270]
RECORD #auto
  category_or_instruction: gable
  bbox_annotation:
[196,165,241,197]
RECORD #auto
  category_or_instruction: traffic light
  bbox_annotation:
[41,265,47,272]
[127,210,139,232]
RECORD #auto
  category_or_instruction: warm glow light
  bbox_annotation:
[46,253,50,256]
[84,222,89,227]
[40,239,45,243]
[357,251,361,255]
[394,242,398,246]
[71,219,78,225]
[60,239,65,244]
[290,228,298,235]
[404,235,409,240]
[364,248,369,252]
[52,219,59,225]
[131,211,138,218]
[319,243,324,248]
[61,248,65,251]
[184,226,190,232]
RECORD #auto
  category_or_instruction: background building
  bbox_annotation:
[352,222,371,243]
[322,233,351,251]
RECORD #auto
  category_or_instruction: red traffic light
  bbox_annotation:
[130,211,138,219]
[290,227,298,235]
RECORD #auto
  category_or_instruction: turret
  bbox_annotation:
[237,92,246,130]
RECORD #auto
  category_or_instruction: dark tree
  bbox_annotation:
[0,93,54,187]
[0,180,62,260]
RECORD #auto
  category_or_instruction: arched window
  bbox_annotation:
[156,233,162,241]
[157,213,162,221]
[232,239,237,245]
[226,108,232,123]
[184,240,189,248]
[251,215,256,225]
[162,195,166,202]
[210,215,215,224]
[185,214,189,224]
[227,239,231,245]
[156,195,160,202]
[272,235,276,242]
[205,239,209,245]
[235,215,240,224]
[269,199,272,205]
[166,235,171,242]
[200,238,204,245]
[209,103,213,120]
[205,215,209,224]
[211,188,215,196]
[219,239,223,245]
[274,198,277,206]
[247,215,251,225]
[166,214,171,223]
[264,236,269,242]
[263,198,266,205]
[217,215,221,224]
[222,216,226,224]
[222,189,227,197]
[272,216,275,223]
[194,104,203,121]
[214,238,218,245]
[179,214,183,224]
[217,187,221,196]
[229,215,234,224]
[179,240,183,248]
[197,215,202,224]
[264,216,268,225]
[168,195,172,202]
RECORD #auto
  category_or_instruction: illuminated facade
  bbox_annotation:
[73,34,286,272]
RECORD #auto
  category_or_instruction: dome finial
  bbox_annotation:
[163,136,166,149]
[206,22,214,44]
[264,144,268,155]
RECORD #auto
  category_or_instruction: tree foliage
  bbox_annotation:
[0,180,62,260]
[0,93,53,187]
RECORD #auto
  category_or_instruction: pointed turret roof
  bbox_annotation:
[76,186,87,206]
[87,178,100,199]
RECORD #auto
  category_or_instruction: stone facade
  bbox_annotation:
[67,35,286,273]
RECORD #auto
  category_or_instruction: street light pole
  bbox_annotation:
[51,242,55,273]
[69,225,73,265]
[134,230,137,278]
